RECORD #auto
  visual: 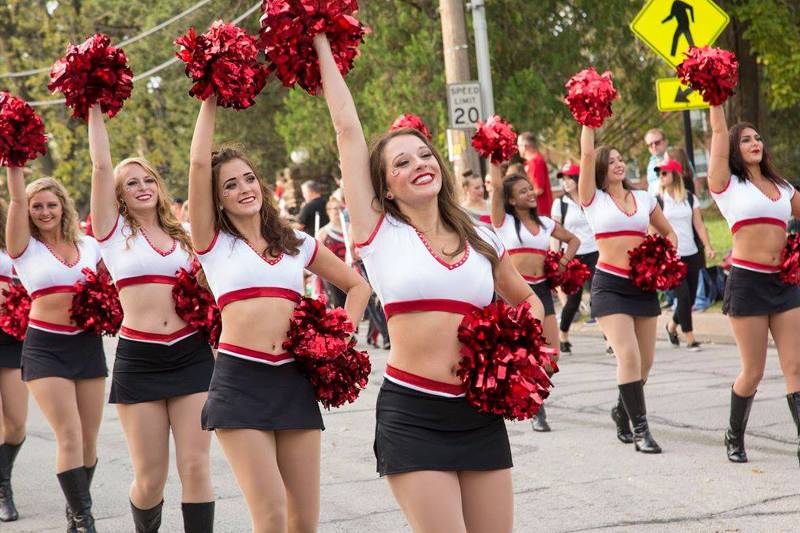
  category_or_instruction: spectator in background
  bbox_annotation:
[317,197,348,308]
[171,197,184,222]
[517,132,554,216]
[643,128,669,194]
[330,174,345,204]
[667,147,696,195]
[461,170,491,225]
[297,179,329,234]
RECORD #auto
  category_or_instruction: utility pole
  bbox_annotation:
[439,0,479,179]
[469,0,494,118]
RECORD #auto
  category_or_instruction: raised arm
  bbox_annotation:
[489,162,506,226]
[88,106,118,239]
[578,126,597,205]
[188,97,218,251]
[314,34,376,243]
[707,105,730,193]
[5,167,30,257]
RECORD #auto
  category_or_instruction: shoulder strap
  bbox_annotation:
[560,197,568,222]
[655,194,664,210]
[687,194,694,208]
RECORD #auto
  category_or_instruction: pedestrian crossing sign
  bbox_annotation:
[655,78,709,112]
[630,0,730,68]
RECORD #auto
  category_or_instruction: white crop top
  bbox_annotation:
[582,189,656,239]
[97,215,193,289]
[660,193,700,257]
[0,251,14,284]
[356,214,504,320]
[494,214,556,255]
[11,236,102,300]
[711,175,795,234]
[196,229,318,310]
[551,196,597,255]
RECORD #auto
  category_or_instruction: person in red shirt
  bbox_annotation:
[517,132,553,216]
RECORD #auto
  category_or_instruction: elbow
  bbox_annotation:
[334,122,362,141]
[92,161,112,173]
[189,158,210,171]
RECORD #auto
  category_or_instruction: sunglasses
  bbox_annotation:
[647,138,665,148]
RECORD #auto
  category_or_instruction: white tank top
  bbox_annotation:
[97,215,193,289]
[711,175,794,234]
[356,214,503,320]
[0,250,14,284]
[11,236,102,300]
[494,214,556,256]
[582,189,655,239]
[196,229,318,310]
[551,196,597,255]
[660,193,699,257]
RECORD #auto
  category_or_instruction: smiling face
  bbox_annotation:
[509,178,537,210]
[738,127,763,166]
[29,190,62,234]
[645,131,667,157]
[217,158,263,218]
[605,149,627,186]
[382,134,442,206]
[118,163,159,214]
[659,169,676,188]
[562,175,577,194]
[463,176,485,202]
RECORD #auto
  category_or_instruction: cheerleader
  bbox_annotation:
[655,159,715,351]
[5,169,106,531]
[578,126,677,453]
[315,34,544,532]
[460,170,491,225]
[708,105,800,465]
[87,106,215,531]
[551,164,598,355]
[187,96,370,532]
[0,199,28,522]
[317,196,348,309]
[489,166,579,432]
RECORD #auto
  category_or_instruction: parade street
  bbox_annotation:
[3,331,797,533]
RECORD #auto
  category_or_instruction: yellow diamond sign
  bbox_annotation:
[630,0,730,68]
[655,78,709,112]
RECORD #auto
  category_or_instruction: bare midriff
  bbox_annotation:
[596,235,646,271]
[731,224,787,267]
[387,311,466,385]
[219,297,297,354]
[29,293,75,326]
[118,284,189,333]
[510,253,545,279]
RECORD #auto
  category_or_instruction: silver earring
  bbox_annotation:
[391,169,400,176]
[386,192,394,200]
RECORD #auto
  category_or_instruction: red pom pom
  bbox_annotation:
[543,251,591,295]
[628,235,687,292]
[457,300,555,421]
[172,263,221,347]
[564,67,618,128]
[0,283,31,341]
[390,114,432,141]
[70,268,123,336]
[471,115,518,163]
[283,297,370,409]
[48,34,133,121]
[779,233,800,286]
[176,21,269,109]
[543,250,563,287]
[258,0,368,95]
[676,46,738,106]
[0,92,48,167]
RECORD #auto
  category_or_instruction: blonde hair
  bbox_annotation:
[26,177,80,245]
[658,166,687,203]
[113,158,193,254]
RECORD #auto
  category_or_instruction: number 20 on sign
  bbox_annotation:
[447,82,483,129]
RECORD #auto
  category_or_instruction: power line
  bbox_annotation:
[27,2,262,108]
[0,0,212,79]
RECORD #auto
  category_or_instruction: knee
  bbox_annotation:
[287,512,318,533]
[737,367,764,390]
[177,452,210,484]
[781,359,800,383]
[3,420,26,444]
[252,505,287,533]
[133,470,168,499]
[56,427,83,455]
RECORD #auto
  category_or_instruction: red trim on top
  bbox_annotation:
[478,214,492,224]
[217,343,294,365]
[43,240,81,268]
[305,239,319,267]
[731,217,786,234]
[119,325,196,343]
[28,318,82,334]
[385,364,466,396]
[0,275,11,284]
[596,261,631,278]
[194,231,219,255]
[415,230,470,270]
[217,287,301,310]
[730,258,780,273]
[94,216,119,243]
[383,299,480,320]
[244,240,283,265]
[8,242,28,260]
[610,193,637,217]
[523,274,547,284]
[116,275,177,289]
[30,285,78,300]
[580,191,596,208]
[595,230,646,240]
[508,248,547,256]
[709,177,732,195]
[355,214,385,248]
[140,228,177,257]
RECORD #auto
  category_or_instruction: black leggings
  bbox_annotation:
[560,251,599,333]
[673,252,703,333]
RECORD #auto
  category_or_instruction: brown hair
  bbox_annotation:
[368,128,499,270]
[114,157,193,254]
[594,145,632,192]
[728,122,788,188]
[25,177,80,245]
[211,146,302,258]
[0,199,7,251]
[502,174,543,243]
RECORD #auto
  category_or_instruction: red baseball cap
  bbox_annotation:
[654,159,683,175]
[557,163,580,178]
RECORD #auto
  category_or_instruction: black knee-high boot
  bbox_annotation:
[57,466,96,533]
[131,500,163,532]
[0,440,23,522]
[618,380,661,454]
[725,388,754,463]
[787,391,800,467]
[531,368,553,432]
[67,460,98,533]
[611,393,633,444]
[182,502,215,533]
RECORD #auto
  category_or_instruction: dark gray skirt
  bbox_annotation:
[723,266,800,316]
[21,327,107,382]
[0,330,22,369]
[590,269,660,318]
[530,281,556,317]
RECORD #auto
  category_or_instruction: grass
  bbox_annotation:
[701,208,731,267]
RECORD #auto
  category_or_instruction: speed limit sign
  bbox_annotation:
[447,82,483,129]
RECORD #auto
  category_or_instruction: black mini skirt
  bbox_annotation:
[21,327,107,382]
[590,269,660,318]
[110,331,214,404]
[374,379,512,477]
[723,266,800,317]
[201,352,323,432]
[530,281,556,317]
[0,330,22,369]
